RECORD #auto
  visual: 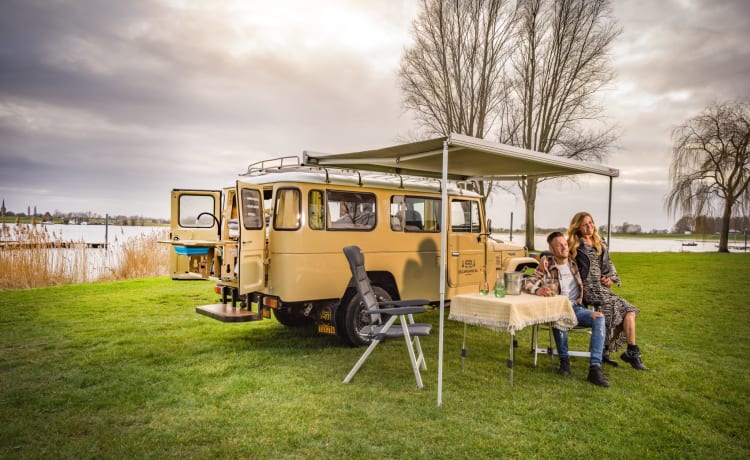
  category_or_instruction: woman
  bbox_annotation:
[567,212,648,370]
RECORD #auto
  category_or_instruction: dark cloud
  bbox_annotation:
[612,0,750,101]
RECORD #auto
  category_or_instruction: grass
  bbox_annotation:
[0,253,748,458]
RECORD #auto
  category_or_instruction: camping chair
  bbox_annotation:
[531,300,602,366]
[341,245,432,389]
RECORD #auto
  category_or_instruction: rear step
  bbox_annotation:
[196,304,263,323]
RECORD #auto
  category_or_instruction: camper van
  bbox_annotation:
[167,156,537,346]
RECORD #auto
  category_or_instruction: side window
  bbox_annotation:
[308,190,325,230]
[327,190,376,231]
[451,199,481,233]
[179,194,216,228]
[274,188,301,230]
[241,188,263,230]
[390,195,404,231]
[404,196,441,233]
[228,193,239,239]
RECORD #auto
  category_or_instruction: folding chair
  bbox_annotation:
[341,245,432,389]
[531,301,601,366]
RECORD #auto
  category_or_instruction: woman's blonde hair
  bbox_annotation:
[567,211,602,259]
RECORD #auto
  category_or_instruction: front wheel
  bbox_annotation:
[341,285,392,347]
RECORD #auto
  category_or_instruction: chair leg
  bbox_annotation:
[413,336,427,370]
[407,313,427,371]
[400,315,424,389]
[342,315,398,384]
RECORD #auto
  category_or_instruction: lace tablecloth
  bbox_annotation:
[448,292,577,334]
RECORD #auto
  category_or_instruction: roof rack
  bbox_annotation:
[243,156,301,176]
[242,155,448,190]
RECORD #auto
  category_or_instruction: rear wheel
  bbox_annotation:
[341,285,391,347]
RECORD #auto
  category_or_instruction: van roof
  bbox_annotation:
[236,169,480,197]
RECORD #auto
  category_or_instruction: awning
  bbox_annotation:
[303,133,619,181]
[303,133,619,407]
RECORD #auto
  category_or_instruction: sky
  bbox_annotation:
[1,0,749,232]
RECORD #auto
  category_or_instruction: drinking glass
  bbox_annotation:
[543,276,558,296]
[479,280,489,295]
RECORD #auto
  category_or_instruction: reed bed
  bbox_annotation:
[0,223,168,290]
[102,230,170,281]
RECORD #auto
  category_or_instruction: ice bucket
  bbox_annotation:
[504,272,523,295]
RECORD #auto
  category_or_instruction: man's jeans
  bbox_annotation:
[552,305,605,367]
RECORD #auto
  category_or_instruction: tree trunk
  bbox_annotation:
[718,199,733,253]
[522,177,538,251]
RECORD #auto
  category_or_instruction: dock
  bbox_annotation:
[0,241,109,249]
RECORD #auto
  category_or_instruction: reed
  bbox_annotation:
[104,229,170,280]
[0,223,168,290]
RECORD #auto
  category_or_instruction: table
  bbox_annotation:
[449,292,577,386]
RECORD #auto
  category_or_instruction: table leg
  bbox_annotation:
[508,332,515,387]
[461,323,468,372]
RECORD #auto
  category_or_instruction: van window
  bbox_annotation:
[274,188,301,230]
[308,190,325,230]
[241,188,263,230]
[179,194,216,228]
[404,196,441,233]
[390,196,404,231]
[327,190,376,230]
[451,199,481,233]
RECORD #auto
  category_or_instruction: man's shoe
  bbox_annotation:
[602,350,619,367]
[558,357,570,376]
[620,347,648,370]
[587,366,610,387]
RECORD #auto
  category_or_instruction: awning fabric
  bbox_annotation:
[303,133,619,181]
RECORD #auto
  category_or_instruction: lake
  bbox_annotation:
[496,233,748,253]
[2,224,746,253]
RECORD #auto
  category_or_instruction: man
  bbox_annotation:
[524,231,610,387]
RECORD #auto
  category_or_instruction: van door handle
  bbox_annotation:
[451,252,460,256]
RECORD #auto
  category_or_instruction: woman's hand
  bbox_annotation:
[600,276,613,288]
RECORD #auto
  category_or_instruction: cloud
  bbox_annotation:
[0,0,746,231]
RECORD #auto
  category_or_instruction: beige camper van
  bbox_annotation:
[167,157,537,346]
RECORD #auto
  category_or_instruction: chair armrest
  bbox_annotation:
[379,299,430,307]
[371,306,429,315]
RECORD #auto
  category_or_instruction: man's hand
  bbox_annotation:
[536,286,553,297]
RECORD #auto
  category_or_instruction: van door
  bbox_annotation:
[236,181,266,294]
[447,198,484,288]
[168,189,222,279]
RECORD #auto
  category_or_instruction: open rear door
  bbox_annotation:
[168,189,222,279]
[236,181,266,294]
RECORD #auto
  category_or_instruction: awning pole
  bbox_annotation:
[437,140,449,407]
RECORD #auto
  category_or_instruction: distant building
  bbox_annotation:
[1,199,5,216]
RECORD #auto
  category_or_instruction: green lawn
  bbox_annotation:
[1,253,748,458]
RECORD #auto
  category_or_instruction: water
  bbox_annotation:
[4,224,742,252]
[5,224,742,252]
[495,233,749,253]
[6,223,168,244]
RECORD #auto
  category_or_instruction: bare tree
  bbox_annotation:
[666,101,750,252]
[399,0,517,201]
[497,0,620,250]
[400,0,620,251]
